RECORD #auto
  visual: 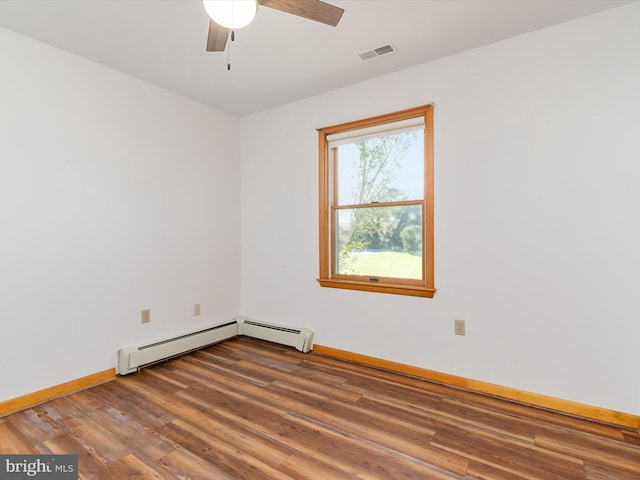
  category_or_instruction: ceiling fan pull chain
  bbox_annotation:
[226,29,236,70]
[227,30,233,70]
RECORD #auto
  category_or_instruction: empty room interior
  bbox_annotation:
[1,1,639,479]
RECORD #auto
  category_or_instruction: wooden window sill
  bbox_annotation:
[317,278,435,298]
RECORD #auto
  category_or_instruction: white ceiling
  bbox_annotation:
[0,0,632,116]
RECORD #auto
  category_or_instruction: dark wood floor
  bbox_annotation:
[1,337,639,479]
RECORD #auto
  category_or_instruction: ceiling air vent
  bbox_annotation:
[359,43,397,61]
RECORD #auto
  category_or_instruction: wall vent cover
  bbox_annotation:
[359,43,397,61]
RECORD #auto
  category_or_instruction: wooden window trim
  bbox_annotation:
[318,104,435,298]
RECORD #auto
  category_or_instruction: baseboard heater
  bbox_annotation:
[236,316,314,354]
[117,316,314,375]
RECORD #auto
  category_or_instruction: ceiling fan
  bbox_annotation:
[203,0,345,53]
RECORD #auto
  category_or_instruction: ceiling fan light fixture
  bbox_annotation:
[203,0,258,29]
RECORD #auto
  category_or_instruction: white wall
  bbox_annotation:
[240,4,640,415]
[0,29,241,402]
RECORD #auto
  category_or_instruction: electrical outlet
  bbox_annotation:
[454,319,465,336]
[193,304,201,316]
[141,308,151,324]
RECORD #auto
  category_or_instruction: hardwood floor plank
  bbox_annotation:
[464,461,532,480]
[266,380,442,455]
[2,337,639,480]
[169,357,465,478]
[179,351,271,388]
[107,453,173,480]
[87,406,175,461]
[62,415,131,464]
[584,463,640,480]
[622,430,640,446]
[39,433,113,480]
[303,354,631,441]
[83,381,176,428]
[159,420,296,480]
[432,424,587,479]
[286,411,468,479]
[355,391,536,447]
[0,418,38,454]
[155,386,302,473]
[235,357,363,403]
[268,383,442,465]
[159,448,237,480]
[535,429,640,476]
[6,408,61,446]
[32,396,88,423]
[277,452,363,480]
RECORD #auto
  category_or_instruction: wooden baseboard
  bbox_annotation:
[312,344,640,430]
[0,369,116,417]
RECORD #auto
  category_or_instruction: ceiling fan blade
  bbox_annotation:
[258,0,344,27]
[206,19,229,52]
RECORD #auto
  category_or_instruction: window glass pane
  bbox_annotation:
[336,129,424,206]
[335,205,422,279]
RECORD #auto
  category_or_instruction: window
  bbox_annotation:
[318,104,435,298]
